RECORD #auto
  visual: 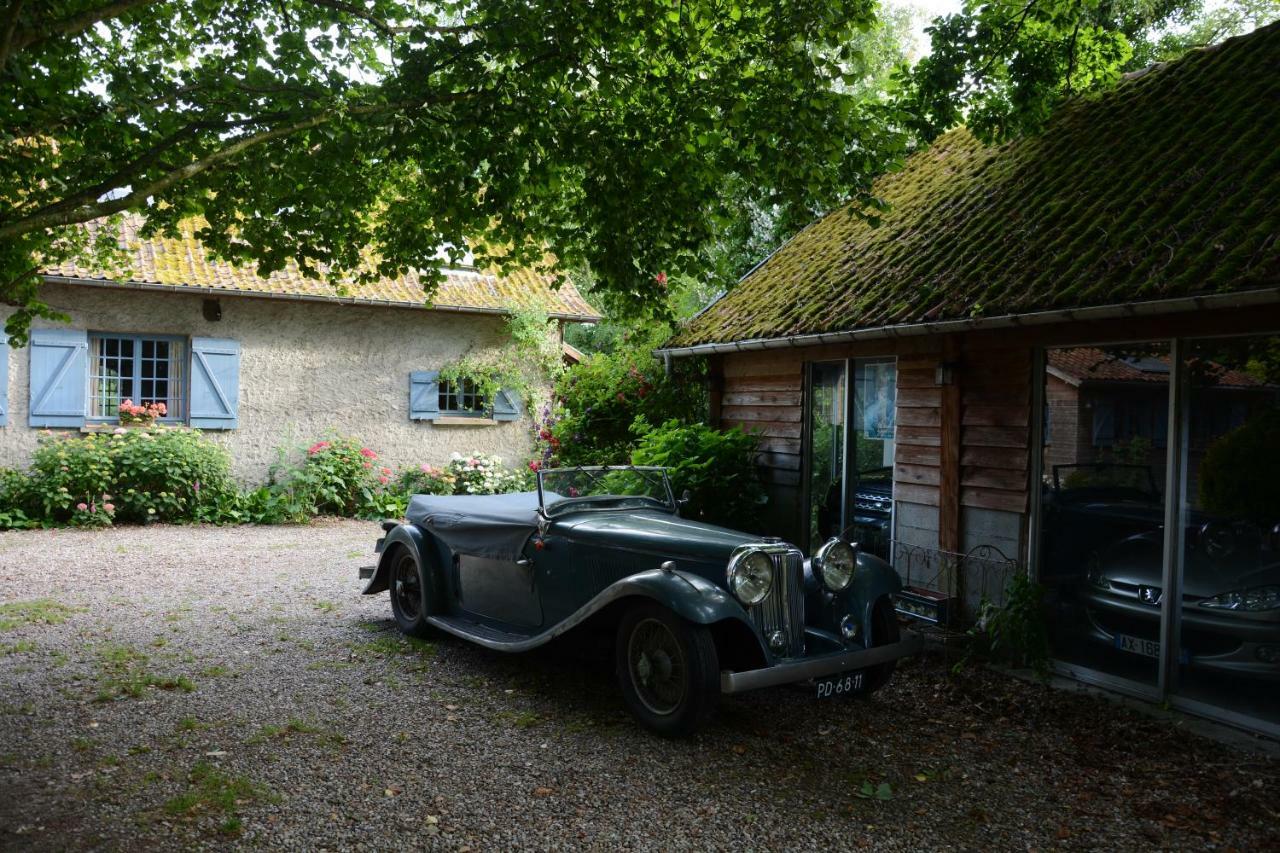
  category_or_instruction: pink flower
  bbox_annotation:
[655,271,668,286]
[359,448,378,459]
[378,475,389,485]
[103,503,115,513]
[380,467,391,476]
[528,460,541,472]
[76,502,88,511]
[362,462,372,469]
[308,441,331,455]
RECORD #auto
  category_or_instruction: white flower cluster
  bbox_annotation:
[447,452,526,495]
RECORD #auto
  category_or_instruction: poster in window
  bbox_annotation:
[860,360,896,440]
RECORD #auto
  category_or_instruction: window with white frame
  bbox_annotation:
[89,334,185,420]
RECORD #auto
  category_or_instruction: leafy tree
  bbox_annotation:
[899,0,1276,143]
[0,0,912,342]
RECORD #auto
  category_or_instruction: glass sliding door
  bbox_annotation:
[807,362,847,550]
[1037,343,1173,690]
[806,359,897,559]
[1174,335,1280,727]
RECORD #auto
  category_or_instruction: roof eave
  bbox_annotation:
[655,287,1280,358]
[41,275,601,323]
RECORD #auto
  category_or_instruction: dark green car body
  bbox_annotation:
[361,473,920,702]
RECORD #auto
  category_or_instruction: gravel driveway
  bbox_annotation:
[0,520,1277,851]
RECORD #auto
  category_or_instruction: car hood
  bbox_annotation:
[552,509,765,562]
[1097,532,1280,596]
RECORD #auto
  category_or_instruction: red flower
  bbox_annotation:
[538,428,552,440]
[655,271,668,286]
[616,392,626,403]
[308,441,331,455]
[528,460,541,472]
[359,447,378,459]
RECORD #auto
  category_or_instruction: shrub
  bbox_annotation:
[629,418,765,530]
[446,453,531,495]
[546,336,706,467]
[1199,409,1280,522]
[395,463,456,497]
[27,428,236,526]
[0,468,36,530]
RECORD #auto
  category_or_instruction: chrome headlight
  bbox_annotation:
[813,538,856,592]
[1200,585,1280,612]
[727,550,774,606]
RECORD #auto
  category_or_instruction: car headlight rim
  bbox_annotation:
[727,549,774,606]
[813,538,856,592]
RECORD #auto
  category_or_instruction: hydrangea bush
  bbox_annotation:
[447,452,531,495]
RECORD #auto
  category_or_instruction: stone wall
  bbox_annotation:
[0,283,543,482]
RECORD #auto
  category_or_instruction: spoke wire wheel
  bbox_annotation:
[392,553,422,622]
[627,617,688,715]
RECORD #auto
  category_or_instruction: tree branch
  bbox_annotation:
[8,0,158,56]
[308,0,476,39]
[0,0,26,68]
[0,91,487,241]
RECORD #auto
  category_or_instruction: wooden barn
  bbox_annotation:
[657,24,1280,735]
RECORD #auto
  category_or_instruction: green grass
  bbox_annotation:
[246,718,345,747]
[92,643,196,702]
[0,640,36,656]
[200,664,231,678]
[161,761,275,827]
[495,710,542,729]
[0,599,82,630]
[311,600,337,614]
[176,716,205,732]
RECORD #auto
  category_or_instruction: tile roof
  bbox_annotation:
[1047,348,1262,387]
[668,22,1280,348]
[41,214,600,321]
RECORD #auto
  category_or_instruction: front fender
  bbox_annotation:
[606,568,753,628]
[362,524,427,595]
[850,553,903,642]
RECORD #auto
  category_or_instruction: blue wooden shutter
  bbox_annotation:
[492,387,521,421]
[189,337,240,429]
[29,328,88,427]
[0,337,8,426]
[409,371,440,421]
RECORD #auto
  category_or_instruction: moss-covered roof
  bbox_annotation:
[668,23,1280,349]
[42,215,600,321]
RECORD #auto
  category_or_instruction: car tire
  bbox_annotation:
[863,596,901,694]
[615,603,719,737]
[388,548,433,638]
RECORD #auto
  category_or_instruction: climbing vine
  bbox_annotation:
[438,307,564,417]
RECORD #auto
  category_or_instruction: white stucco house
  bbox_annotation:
[0,216,599,480]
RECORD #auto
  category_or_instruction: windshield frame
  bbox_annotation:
[535,465,676,517]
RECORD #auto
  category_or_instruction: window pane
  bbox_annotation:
[1039,343,1171,688]
[1177,335,1280,725]
[808,362,846,548]
[89,335,184,421]
[850,358,895,560]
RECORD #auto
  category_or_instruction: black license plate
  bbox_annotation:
[815,670,865,699]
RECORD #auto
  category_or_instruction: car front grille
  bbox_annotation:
[749,548,806,658]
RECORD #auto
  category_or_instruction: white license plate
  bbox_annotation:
[1114,633,1160,658]
[815,670,864,699]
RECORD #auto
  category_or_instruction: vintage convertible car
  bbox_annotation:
[359,466,921,735]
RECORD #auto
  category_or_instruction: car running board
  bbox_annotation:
[426,615,540,649]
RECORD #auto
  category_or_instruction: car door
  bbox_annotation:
[452,548,543,629]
